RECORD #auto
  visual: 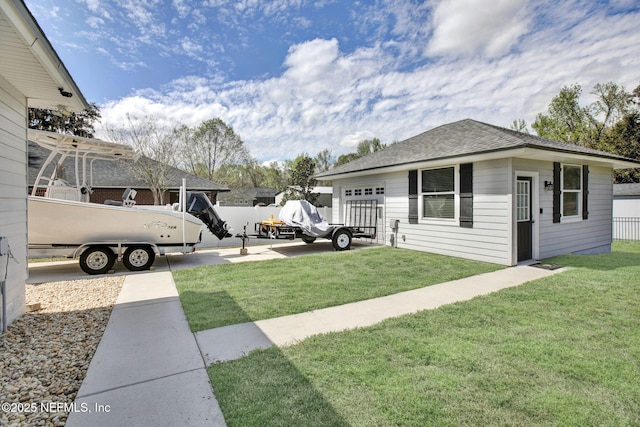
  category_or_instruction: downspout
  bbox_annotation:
[1,236,16,333]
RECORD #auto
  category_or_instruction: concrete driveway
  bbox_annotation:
[27,240,375,283]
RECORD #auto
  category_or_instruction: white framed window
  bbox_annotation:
[365,188,373,195]
[345,189,352,197]
[562,164,582,219]
[420,166,456,220]
[516,180,530,222]
[354,189,362,196]
[376,187,385,195]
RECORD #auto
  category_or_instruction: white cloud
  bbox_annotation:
[95,2,640,163]
[84,0,100,13]
[427,0,530,57]
[172,0,191,19]
[86,16,105,29]
[340,131,376,148]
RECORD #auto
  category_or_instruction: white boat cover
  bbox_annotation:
[278,200,334,237]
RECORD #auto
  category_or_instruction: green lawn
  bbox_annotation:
[207,241,640,426]
[174,246,501,331]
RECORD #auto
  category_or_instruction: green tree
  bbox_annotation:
[510,119,529,133]
[28,102,101,137]
[262,161,289,191]
[605,111,640,182]
[532,82,634,149]
[533,81,640,183]
[585,82,633,143]
[335,137,386,166]
[314,149,334,173]
[281,155,318,205]
[532,84,589,145]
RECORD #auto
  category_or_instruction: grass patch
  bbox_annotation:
[208,241,640,426]
[174,246,501,331]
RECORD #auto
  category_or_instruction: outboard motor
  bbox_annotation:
[186,192,230,240]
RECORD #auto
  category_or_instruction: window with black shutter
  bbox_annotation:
[553,162,587,223]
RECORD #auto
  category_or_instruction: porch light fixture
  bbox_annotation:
[544,180,553,191]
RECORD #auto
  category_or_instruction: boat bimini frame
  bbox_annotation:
[29,129,138,202]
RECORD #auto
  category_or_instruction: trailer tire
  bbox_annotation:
[80,246,116,275]
[123,246,155,271]
[301,235,316,244]
[332,229,352,251]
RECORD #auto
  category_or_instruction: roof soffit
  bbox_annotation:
[0,0,88,111]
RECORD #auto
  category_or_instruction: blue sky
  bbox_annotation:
[25,0,640,163]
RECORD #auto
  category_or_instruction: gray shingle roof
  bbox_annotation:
[28,141,229,191]
[317,119,636,178]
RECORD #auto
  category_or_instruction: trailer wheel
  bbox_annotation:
[80,246,116,275]
[123,246,155,271]
[332,229,352,251]
[301,235,316,244]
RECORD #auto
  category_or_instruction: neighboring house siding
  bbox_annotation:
[515,159,612,258]
[0,76,27,326]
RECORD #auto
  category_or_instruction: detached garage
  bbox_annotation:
[317,119,640,266]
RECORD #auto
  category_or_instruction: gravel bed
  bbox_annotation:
[1,277,124,426]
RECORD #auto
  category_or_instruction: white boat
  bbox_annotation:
[27,130,229,274]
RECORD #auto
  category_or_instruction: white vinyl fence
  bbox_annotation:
[199,205,332,248]
[612,217,640,241]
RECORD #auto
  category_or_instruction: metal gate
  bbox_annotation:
[345,200,382,243]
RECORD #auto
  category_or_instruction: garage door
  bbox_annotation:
[343,186,385,244]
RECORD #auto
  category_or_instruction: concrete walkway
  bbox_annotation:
[65,272,227,427]
[63,244,565,426]
[194,264,565,364]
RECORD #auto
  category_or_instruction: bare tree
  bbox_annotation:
[178,118,250,181]
[107,114,178,205]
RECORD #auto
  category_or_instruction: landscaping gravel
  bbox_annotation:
[0,277,124,426]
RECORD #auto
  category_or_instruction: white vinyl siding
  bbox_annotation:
[332,156,614,266]
[0,75,28,326]
[513,159,612,258]
[335,159,512,265]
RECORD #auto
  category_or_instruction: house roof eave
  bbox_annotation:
[319,145,640,181]
[0,0,89,111]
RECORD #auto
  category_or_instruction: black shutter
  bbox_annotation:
[553,162,561,223]
[408,170,418,224]
[459,163,473,228]
[582,165,589,220]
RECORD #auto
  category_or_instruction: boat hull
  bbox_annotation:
[28,196,204,247]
